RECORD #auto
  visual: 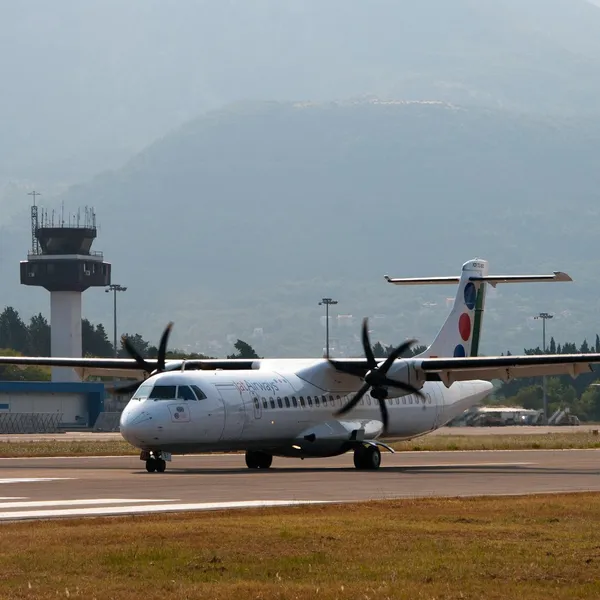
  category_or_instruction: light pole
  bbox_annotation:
[319,298,338,358]
[106,284,127,358]
[534,312,554,423]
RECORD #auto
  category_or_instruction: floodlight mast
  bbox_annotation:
[106,284,128,358]
[534,312,554,423]
[319,298,338,359]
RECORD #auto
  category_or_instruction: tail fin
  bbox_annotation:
[421,259,488,358]
[384,259,572,358]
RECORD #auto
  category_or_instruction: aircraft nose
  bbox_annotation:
[120,403,160,447]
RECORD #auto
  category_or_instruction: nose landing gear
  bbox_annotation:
[141,450,167,473]
[245,450,273,469]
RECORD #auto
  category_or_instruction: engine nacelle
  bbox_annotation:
[381,360,425,398]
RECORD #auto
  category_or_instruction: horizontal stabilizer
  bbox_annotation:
[385,271,572,287]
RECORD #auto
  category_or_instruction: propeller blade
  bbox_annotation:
[335,382,370,417]
[122,335,152,373]
[379,339,418,374]
[361,318,377,370]
[156,322,174,372]
[377,398,389,433]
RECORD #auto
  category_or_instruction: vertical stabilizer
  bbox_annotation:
[419,259,488,358]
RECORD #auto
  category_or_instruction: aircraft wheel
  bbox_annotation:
[353,445,381,470]
[245,451,273,469]
[145,459,157,473]
[156,458,167,473]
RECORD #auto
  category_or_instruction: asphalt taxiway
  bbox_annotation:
[0,449,599,521]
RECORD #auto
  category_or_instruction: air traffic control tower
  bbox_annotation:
[20,204,111,382]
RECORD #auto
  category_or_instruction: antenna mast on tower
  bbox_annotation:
[27,191,41,255]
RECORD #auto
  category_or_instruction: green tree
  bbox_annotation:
[372,342,387,358]
[0,307,29,354]
[512,384,543,410]
[27,313,50,356]
[227,339,260,359]
[0,348,50,381]
[578,384,600,421]
[83,319,114,357]
[119,333,150,358]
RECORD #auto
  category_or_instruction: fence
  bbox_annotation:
[0,413,63,434]
[93,412,121,432]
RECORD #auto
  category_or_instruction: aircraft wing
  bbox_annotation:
[328,353,600,387]
[417,354,600,386]
[0,356,258,380]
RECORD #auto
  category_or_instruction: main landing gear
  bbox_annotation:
[141,450,167,473]
[245,450,273,469]
[353,444,381,470]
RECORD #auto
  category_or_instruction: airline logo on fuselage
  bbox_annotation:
[235,379,285,394]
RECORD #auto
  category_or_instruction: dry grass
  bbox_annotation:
[1,494,600,599]
[1,431,600,458]
[391,431,600,452]
[0,440,138,458]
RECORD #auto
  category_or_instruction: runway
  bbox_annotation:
[0,449,599,521]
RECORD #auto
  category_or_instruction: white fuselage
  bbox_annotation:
[119,362,493,458]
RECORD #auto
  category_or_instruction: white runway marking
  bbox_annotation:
[0,497,27,500]
[0,478,75,484]
[0,498,177,509]
[0,500,331,521]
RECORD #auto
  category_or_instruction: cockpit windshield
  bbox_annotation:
[132,383,153,401]
[136,383,208,401]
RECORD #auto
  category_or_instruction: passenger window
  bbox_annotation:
[315,396,320,407]
[307,396,313,407]
[191,385,207,400]
[336,395,341,406]
[269,397,276,409]
[284,396,290,408]
[395,398,399,405]
[402,397,406,404]
[409,396,413,404]
[177,385,196,400]
[299,396,305,407]
[322,395,327,406]
[262,397,268,409]
[149,385,176,399]
[253,398,260,409]
[329,395,335,407]
[277,397,283,408]
[292,396,298,407]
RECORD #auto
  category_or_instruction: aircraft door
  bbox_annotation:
[431,385,445,430]
[252,395,262,419]
[215,383,246,440]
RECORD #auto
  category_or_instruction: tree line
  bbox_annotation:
[0,306,260,381]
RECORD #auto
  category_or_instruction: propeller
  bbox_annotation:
[108,322,174,395]
[332,318,424,432]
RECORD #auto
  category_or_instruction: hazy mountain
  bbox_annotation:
[3,100,600,357]
[4,0,600,185]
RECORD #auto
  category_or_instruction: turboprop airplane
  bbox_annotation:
[1,258,599,473]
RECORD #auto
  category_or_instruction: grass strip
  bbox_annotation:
[1,432,600,458]
[1,494,599,599]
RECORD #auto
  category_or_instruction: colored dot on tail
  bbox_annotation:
[454,344,466,357]
[464,283,476,310]
[458,313,471,341]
